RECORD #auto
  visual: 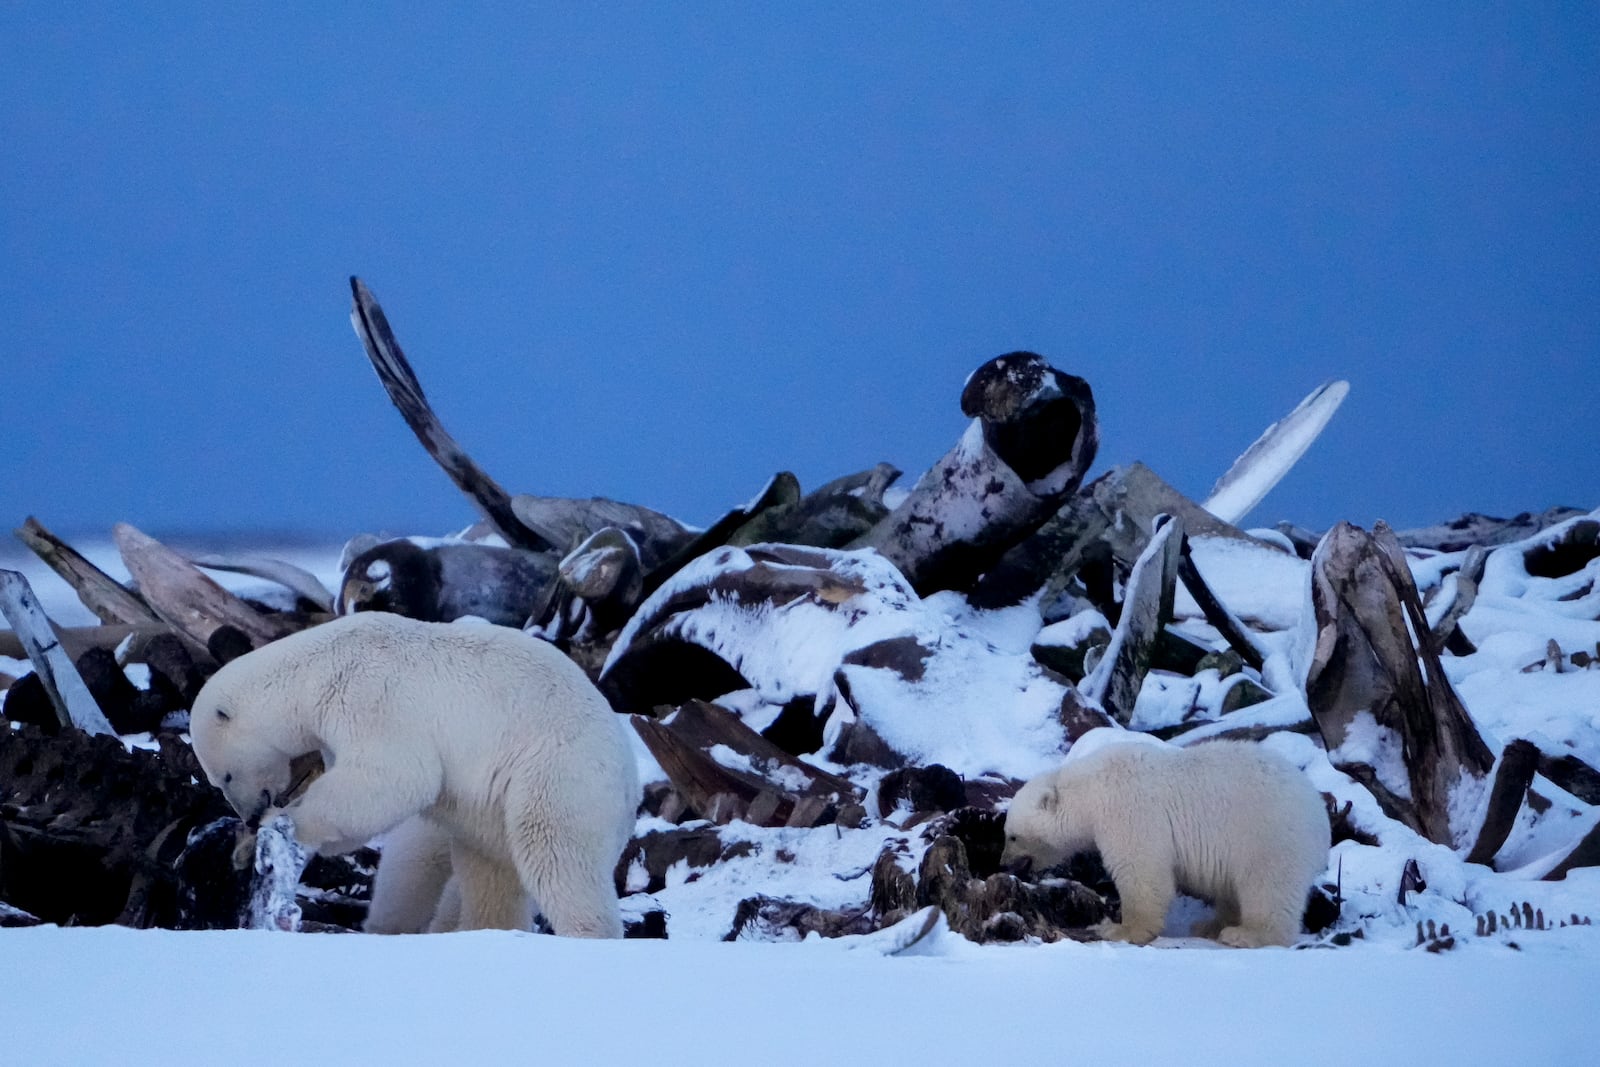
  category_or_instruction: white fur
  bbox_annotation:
[1001,739,1329,947]
[190,612,641,938]
[364,816,460,934]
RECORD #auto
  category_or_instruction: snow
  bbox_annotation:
[1326,711,1413,800]
[3,925,1597,1065]
[1177,535,1308,631]
[1034,607,1111,650]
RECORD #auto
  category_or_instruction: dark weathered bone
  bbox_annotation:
[640,473,801,596]
[550,527,645,637]
[338,538,556,628]
[187,554,334,613]
[1464,739,1540,866]
[1394,507,1589,553]
[851,352,1098,594]
[1303,522,1495,846]
[114,523,297,655]
[656,700,856,799]
[1427,545,1487,656]
[348,277,550,552]
[510,494,694,571]
[1536,751,1600,806]
[728,463,902,549]
[973,463,1278,611]
[630,702,858,828]
[15,517,161,626]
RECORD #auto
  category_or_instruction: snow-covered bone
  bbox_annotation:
[0,570,117,734]
[1202,379,1350,526]
[602,542,1110,778]
[1080,516,1182,724]
[245,814,308,932]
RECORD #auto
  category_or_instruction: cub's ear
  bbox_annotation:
[1037,785,1059,812]
[215,708,231,722]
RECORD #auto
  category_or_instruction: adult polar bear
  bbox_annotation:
[1001,735,1328,947]
[190,612,640,938]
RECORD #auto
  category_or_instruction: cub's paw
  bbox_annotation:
[1093,921,1158,946]
[1217,925,1290,949]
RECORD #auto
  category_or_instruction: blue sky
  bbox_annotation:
[3,5,1595,540]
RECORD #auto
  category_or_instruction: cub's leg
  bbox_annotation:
[1094,844,1184,940]
[1219,874,1303,948]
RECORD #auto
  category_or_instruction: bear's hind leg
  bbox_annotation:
[428,877,461,933]
[1219,878,1301,948]
[503,809,624,939]
[449,843,533,932]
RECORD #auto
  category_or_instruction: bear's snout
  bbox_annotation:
[244,788,272,829]
[1004,854,1034,879]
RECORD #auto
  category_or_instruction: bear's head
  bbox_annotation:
[1000,775,1074,874]
[190,657,322,827]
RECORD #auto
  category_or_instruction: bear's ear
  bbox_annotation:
[1037,785,1059,812]
[215,708,231,722]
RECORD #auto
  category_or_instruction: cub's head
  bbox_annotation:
[1000,774,1073,875]
[190,661,321,827]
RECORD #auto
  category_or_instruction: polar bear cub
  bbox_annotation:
[1001,737,1328,947]
[190,611,640,938]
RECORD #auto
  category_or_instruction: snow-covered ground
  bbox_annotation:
[4,511,1600,1063]
[4,922,1598,1065]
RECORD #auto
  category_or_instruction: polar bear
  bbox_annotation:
[189,611,640,938]
[1001,737,1329,947]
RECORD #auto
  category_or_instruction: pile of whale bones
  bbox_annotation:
[2,276,1596,947]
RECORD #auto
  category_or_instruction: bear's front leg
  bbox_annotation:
[1096,844,1176,946]
[276,757,435,855]
[366,815,455,935]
